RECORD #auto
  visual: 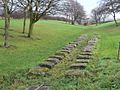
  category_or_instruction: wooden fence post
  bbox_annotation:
[117,42,120,60]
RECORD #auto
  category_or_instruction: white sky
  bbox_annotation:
[77,0,120,19]
[78,0,99,15]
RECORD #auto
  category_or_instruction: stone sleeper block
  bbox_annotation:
[85,45,94,48]
[55,52,66,57]
[68,44,76,47]
[88,40,97,42]
[65,45,76,48]
[83,49,92,52]
[88,44,95,46]
[88,41,96,44]
[88,42,96,44]
[78,54,92,57]
[77,55,92,59]
[62,47,73,50]
[84,46,93,48]
[76,59,89,63]
[63,47,73,50]
[49,55,64,60]
[84,46,93,49]
[60,50,71,53]
[46,58,60,64]
[38,61,55,69]
[84,46,95,50]
[80,52,93,56]
[69,42,79,45]
[70,44,77,47]
[47,58,60,61]
[88,43,96,46]
[70,63,87,69]
[29,67,49,75]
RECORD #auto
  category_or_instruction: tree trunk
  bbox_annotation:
[113,12,118,26]
[68,15,71,24]
[71,21,75,25]
[102,17,105,23]
[79,18,82,25]
[65,15,68,24]
[95,19,98,26]
[71,16,75,25]
[28,20,34,38]
[4,0,9,47]
[8,16,10,28]
[23,11,27,34]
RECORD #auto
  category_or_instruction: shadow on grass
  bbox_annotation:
[19,35,41,40]
[0,33,14,38]
[0,45,17,49]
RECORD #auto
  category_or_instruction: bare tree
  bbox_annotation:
[20,0,61,38]
[2,0,9,47]
[69,0,85,25]
[100,0,120,26]
[60,0,85,25]
[17,0,29,34]
[58,0,71,23]
[91,8,99,26]
[9,0,17,26]
[0,1,3,17]
[1,0,18,27]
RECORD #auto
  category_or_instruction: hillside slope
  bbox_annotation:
[0,20,120,90]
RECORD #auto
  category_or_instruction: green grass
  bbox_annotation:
[0,20,88,75]
[0,19,120,90]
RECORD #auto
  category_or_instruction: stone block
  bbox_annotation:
[49,55,64,60]
[38,61,55,69]
[70,63,87,69]
[77,55,91,59]
[46,58,60,64]
[76,59,89,63]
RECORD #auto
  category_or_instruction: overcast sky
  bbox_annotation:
[78,0,99,15]
[78,0,120,19]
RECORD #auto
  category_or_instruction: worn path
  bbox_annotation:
[26,34,98,90]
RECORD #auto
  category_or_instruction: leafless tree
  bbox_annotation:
[18,0,61,38]
[2,0,9,47]
[100,0,120,26]
[58,0,71,23]
[0,1,3,17]
[60,0,85,25]
[17,0,29,34]
[1,0,18,27]
[91,8,99,26]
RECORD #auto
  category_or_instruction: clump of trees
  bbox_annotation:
[59,0,86,25]
[17,0,61,37]
[0,0,61,47]
[91,0,120,26]
[0,0,86,48]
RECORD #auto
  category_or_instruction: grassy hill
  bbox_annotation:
[0,20,120,90]
[0,20,86,75]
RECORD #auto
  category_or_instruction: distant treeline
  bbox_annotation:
[0,10,68,22]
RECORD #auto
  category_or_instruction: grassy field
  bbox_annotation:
[0,20,86,75]
[0,19,120,90]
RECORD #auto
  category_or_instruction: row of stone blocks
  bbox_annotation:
[66,36,98,76]
[29,35,87,75]
[26,35,87,90]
